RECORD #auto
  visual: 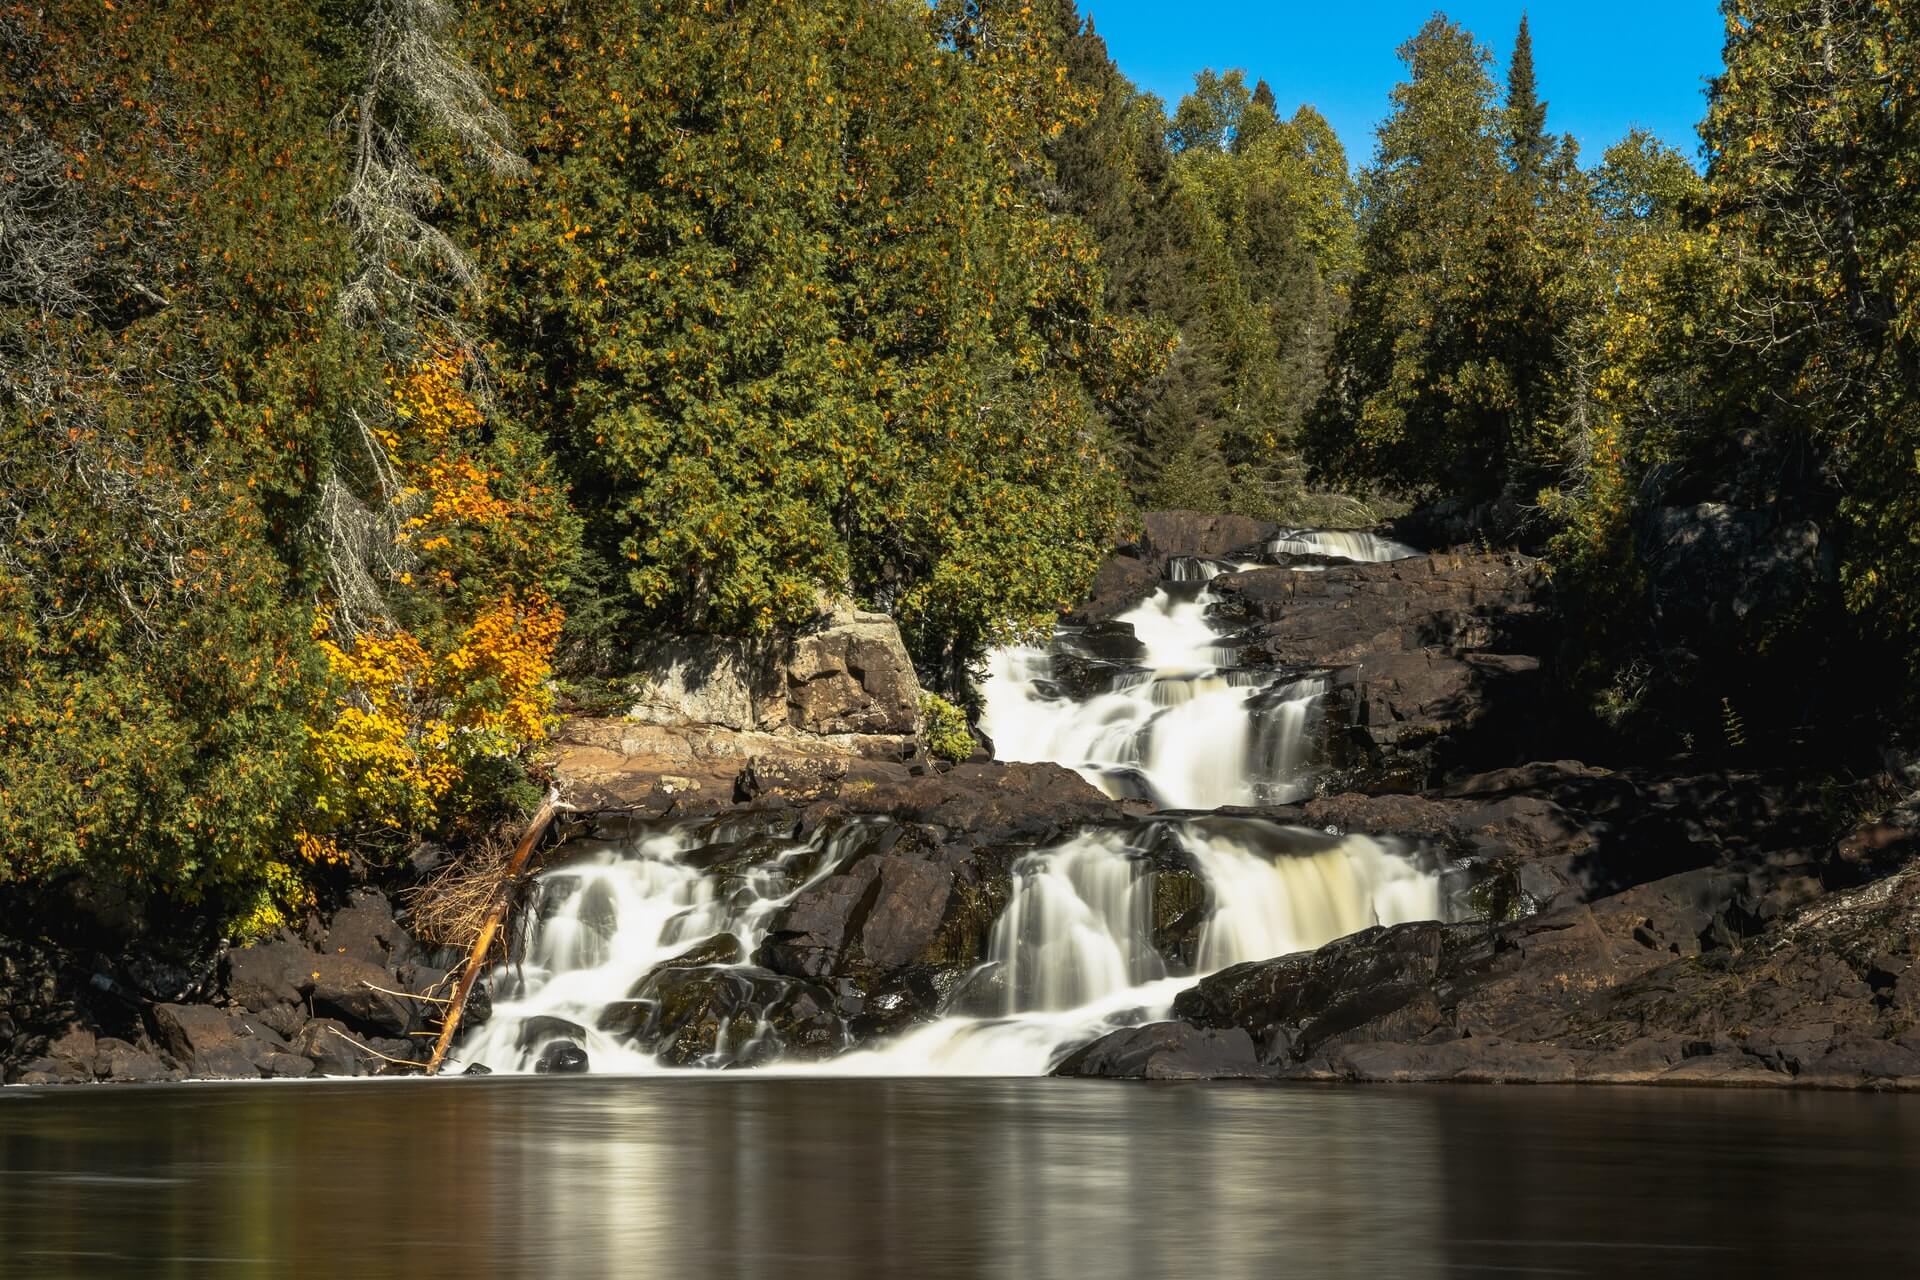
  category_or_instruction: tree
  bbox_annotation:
[1505,14,1550,181]
[1704,0,1920,676]
[0,0,363,899]
[470,0,1132,684]
[1307,17,1513,501]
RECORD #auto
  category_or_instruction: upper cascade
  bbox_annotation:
[1266,528,1422,563]
[979,553,1328,810]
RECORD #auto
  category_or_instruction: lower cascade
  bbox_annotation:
[454,533,1450,1077]
[456,818,1442,1076]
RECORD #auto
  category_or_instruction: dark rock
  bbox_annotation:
[534,1041,591,1074]
[151,1004,290,1079]
[94,1037,178,1083]
[1054,1022,1271,1079]
[309,953,413,1037]
[292,1018,365,1076]
[516,1015,590,1053]
[326,890,410,969]
[223,940,314,1011]
[1138,511,1276,560]
[1640,503,1833,638]
[608,965,844,1067]
[463,1062,493,1076]
[261,1052,316,1078]
[833,762,1125,842]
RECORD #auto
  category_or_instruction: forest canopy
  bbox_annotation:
[2,0,1913,921]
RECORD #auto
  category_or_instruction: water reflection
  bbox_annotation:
[2,1080,1917,1278]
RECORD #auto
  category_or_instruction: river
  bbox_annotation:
[3,1078,1917,1277]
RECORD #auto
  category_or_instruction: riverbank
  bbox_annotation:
[5,513,1917,1088]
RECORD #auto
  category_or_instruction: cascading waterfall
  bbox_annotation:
[978,558,1324,809]
[1267,528,1421,563]
[458,819,861,1074]
[457,818,1443,1077]
[820,822,1440,1076]
[453,529,1451,1077]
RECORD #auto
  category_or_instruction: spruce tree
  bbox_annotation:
[1505,14,1550,181]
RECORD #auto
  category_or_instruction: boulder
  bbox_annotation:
[94,1037,178,1083]
[325,890,410,969]
[604,965,844,1067]
[223,939,313,1012]
[309,953,413,1037]
[754,825,1014,988]
[535,1041,590,1074]
[151,1004,297,1079]
[786,606,922,736]
[1054,1022,1271,1080]
[293,1018,367,1076]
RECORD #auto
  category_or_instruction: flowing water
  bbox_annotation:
[459,532,1450,1076]
[6,1079,1918,1279]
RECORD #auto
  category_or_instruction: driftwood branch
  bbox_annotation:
[423,799,559,1074]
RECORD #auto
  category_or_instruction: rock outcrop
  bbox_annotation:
[560,599,929,814]
[5,887,450,1084]
[1211,551,1550,789]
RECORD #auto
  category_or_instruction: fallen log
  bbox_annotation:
[424,798,561,1074]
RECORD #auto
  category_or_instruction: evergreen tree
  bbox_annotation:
[1307,17,1513,501]
[1505,14,1551,181]
[1705,0,1920,680]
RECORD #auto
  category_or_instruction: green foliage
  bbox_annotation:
[470,0,1132,676]
[1046,25,1359,521]
[0,0,366,895]
[919,693,975,763]
[1307,16,1588,508]
[1705,0,1920,677]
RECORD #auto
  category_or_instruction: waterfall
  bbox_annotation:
[450,528,1448,1077]
[784,822,1440,1076]
[978,576,1324,809]
[457,819,863,1074]
[455,819,1443,1077]
[1266,528,1421,563]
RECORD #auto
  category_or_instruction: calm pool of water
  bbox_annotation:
[2,1078,1917,1278]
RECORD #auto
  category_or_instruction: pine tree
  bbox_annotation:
[1505,14,1550,181]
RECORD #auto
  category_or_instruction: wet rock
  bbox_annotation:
[516,1015,590,1053]
[1054,1022,1271,1080]
[534,1041,590,1074]
[609,965,844,1067]
[463,1062,493,1076]
[755,827,1015,986]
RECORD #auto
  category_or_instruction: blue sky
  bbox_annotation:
[1079,2,1727,167]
